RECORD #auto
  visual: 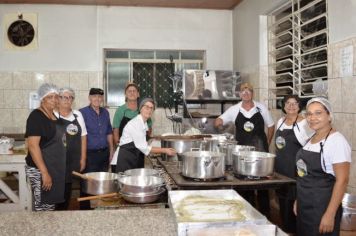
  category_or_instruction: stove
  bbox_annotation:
[155,157,296,191]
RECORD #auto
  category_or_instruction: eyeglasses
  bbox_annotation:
[59,95,74,101]
[143,105,154,111]
[306,110,326,118]
[285,102,299,107]
[239,89,252,95]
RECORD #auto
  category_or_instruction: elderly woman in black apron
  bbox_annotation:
[294,97,351,235]
[214,82,275,217]
[54,87,88,210]
[274,95,314,233]
[111,83,152,172]
[116,98,176,173]
[25,83,66,211]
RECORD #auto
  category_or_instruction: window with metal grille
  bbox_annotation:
[268,0,328,108]
[104,49,205,108]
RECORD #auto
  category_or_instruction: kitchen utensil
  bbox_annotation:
[225,145,255,168]
[119,168,160,177]
[80,172,119,195]
[181,151,225,179]
[118,175,165,195]
[232,151,275,177]
[161,137,203,161]
[72,171,95,181]
[77,192,118,202]
[341,193,356,231]
[120,187,165,204]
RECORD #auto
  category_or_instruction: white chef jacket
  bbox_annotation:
[119,114,152,156]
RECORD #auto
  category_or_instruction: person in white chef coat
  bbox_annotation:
[116,98,176,172]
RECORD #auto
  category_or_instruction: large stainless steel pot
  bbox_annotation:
[81,172,119,195]
[224,145,255,167]
[341,193,356,231]
[120,168,159,177]
[161,138,202,161]
[232,151,275,177]
[120,187,165,204]
[118,175,165,195]
[181,151,225,179]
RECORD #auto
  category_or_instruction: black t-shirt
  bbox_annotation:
[25,109,56,167]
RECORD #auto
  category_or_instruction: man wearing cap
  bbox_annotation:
[116,98,176,172]
[80,88,114,172]
[214,82,275,217]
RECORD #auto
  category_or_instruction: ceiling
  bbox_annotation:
[0,0,243,10]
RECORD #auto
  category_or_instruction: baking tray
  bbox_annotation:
[168,189,268,236]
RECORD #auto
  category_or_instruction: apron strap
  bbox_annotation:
[319,127,333,171]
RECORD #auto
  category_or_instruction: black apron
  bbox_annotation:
[235,107,268,152]
[116,142,145,173]
[41,118,66,204]
[275,117,301,198]
[118,110,133,138]
[296,129,342,236]
[62,114,82,183]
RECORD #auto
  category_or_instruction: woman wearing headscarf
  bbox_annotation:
[116,98,176,173]
[111,83,152,172]
[25,83,66,211]
[294,97,351,235]
[54,87,87,210]
[274,95,313,233]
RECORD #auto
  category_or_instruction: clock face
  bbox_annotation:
[7,20,35,47]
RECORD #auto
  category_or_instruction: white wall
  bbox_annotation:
[328,0,356,43]
[232,0,287,71]
[0,5,233,71]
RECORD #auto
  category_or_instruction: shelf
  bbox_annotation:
[270,58,295,72]
[269,45,295,60]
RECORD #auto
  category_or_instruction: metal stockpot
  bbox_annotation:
[118,175,165,195]
[121,168,159,177]
[181,151,225,179]
[232,151,275,177]
[81,172,119,195]
[224,145,255,167]
[161,138,203,161]
[341,193,356,231]
[120,188,166,204]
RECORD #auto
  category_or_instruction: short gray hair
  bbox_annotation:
[59,87,75,99]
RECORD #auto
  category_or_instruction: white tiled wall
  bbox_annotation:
[327,37,356,194]
[0,71,176,136]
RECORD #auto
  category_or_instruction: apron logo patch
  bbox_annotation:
[62,134,67,147]
[66,124,79,135]
[276,136,286,149]
[296,159,307,177]
[243,121,254,132]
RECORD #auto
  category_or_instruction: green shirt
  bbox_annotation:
[113,104,152,129]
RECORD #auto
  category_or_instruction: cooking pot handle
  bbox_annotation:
[212,157,220,167]
[191,148,201,151]
[204,157,212,167]
[117,172,126,179]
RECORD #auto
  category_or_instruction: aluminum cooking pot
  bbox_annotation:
[224,145,255,167]
[120,187,165,204]
[161,138,203,161]
[341,193,356,231]
[232,151,275,177]
[120,168,159,177]
[181,151,225,179]
[118,175,165,195]
[81,172,119,195]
